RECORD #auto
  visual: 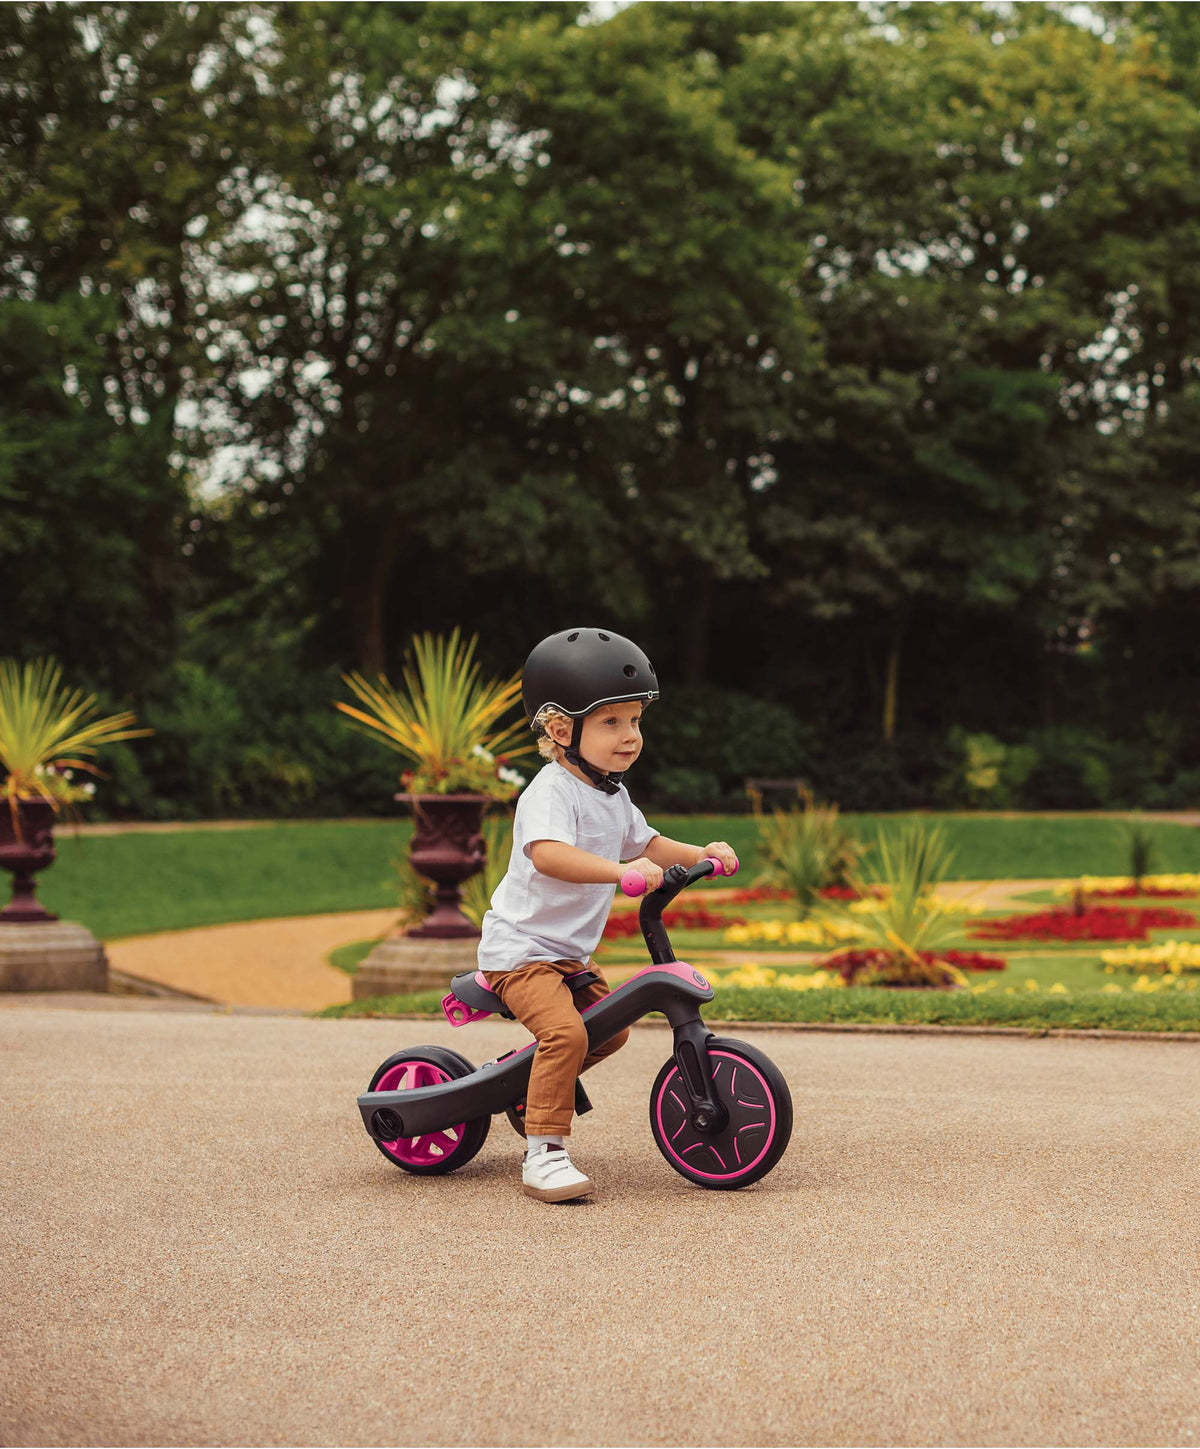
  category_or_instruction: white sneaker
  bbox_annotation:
[522,1144,594,1202]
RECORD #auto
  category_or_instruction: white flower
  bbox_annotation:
[471,744,495,762]
[83,782,97,797]
[63,769,74,780]
[498,767,525,788]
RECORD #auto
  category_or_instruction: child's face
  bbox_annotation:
[553,702,644,775]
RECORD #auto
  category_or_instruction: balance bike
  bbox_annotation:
[357,856,793,1189]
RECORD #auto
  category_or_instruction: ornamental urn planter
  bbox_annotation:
[0,797,59,923]
[401,792,488,940]
[0,797,108,992]
[352,791,489,1001]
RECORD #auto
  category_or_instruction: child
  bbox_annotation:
[478,627,738,1203]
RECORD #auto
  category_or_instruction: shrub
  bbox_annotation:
[637,686,814,805]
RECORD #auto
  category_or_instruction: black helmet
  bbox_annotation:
[522,628,659,794]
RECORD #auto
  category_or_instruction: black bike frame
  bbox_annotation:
[358,860,730,1141]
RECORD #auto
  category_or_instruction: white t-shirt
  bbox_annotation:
[477,760,658,974]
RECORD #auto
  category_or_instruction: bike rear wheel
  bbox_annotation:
[368,1046,490,1175]
[649,1037,792,1189]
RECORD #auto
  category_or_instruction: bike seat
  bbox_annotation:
[447,967,602,1023]
[449,970,514,1021]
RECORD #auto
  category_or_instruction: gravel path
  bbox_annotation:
[106,908,402,1010]
[2,1005,1198,1447]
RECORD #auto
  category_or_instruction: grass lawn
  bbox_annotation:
[28,812,1200,942]
[39,821,412,940]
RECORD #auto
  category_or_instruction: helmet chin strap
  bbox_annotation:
[564,716,624,795]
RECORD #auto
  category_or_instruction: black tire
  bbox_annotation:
[367,1045,490,1175]
[649,1037,792,1189]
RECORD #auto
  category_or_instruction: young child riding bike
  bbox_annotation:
[478,627,738,1203]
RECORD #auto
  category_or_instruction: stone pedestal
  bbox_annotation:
[0,920,109,992]
[353,935,478,1000]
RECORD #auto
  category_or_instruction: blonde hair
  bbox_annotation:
[533,705,572,763]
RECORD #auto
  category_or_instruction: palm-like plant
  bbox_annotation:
[337,629,534,799]
[833,823,967,987]
[460,812,514,928]
[750,785,867,919]
[0,659,151,828]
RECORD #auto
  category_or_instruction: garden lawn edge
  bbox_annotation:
[320,1010,1200,1042]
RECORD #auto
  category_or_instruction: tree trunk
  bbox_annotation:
[346,510,405,675]
[882,615,904,743]
[682,565,713,686]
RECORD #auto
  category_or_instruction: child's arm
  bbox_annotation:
[642,835,739,875]
[529,839,664,888]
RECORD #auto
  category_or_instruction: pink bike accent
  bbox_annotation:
[702,854,739,877]
[374,1060,467,1165]
[441,993,491,1028]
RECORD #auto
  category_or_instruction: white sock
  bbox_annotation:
[526,1134,564,1158]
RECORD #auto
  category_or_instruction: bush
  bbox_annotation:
[1019,727,1117,810]
[937,728,1038,809]
[638,686,814,807]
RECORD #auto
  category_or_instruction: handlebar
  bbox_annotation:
[620,855,738,899]
[619,854,740,967]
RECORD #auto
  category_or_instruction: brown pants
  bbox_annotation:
[482,959,630,1136]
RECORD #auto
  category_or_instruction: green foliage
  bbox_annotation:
[0,658,150,817]
[941,728,1038,809]
[638,687,813,803]
[1125,814,1157,886]
[8,1,1200,816]
[338,630,534,799]
[750,788,866,918]
[833,824,968,987]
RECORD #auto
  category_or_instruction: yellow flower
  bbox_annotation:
[1024,978,1039,992]
[1100,982,1123,993]
[1048,982,1069,994]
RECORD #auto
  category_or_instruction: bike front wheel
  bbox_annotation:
[649,1037,792,1189]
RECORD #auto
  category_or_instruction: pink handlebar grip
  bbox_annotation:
[620,870,647,898]
[703,855,739,877]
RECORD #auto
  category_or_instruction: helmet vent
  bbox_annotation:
[623,664,636,677]
[597,632,611,641]
[567,632,579,642]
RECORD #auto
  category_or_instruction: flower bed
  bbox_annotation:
[970,905,1199,942]
[725,885,880,904]
[708,963,841,991]
[1087,885,1191,899]
[603,905,745,939]
[1053,874,1200,900]
[724,916,862,947]
[821,947,1007,985]
[1100,940,1200,975]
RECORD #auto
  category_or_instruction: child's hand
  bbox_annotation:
[703,841,739,876]
[623,856,665,891]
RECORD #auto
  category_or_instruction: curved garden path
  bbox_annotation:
[106,908,402,1010]
[94,878,1061,1010]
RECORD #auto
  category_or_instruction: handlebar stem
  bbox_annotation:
[638,859,717,965]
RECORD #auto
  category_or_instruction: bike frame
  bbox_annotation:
[358,860,730,1142]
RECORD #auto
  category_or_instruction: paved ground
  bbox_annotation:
[3,1004,1198,1447]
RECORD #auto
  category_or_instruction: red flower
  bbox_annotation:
[603,905,747,939]
[822,947,1006,984]
[969,905,1198,942]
